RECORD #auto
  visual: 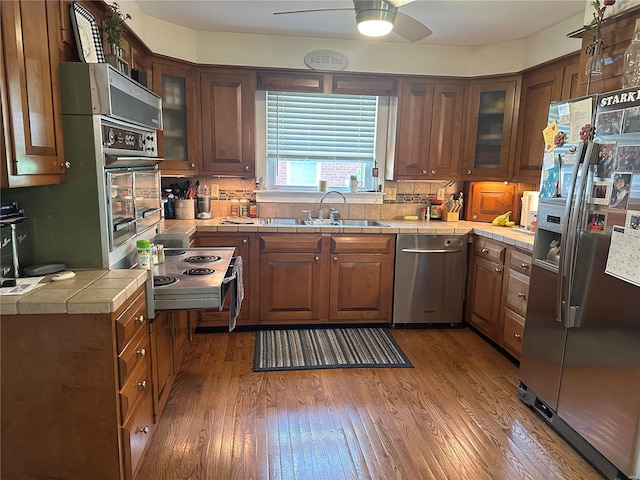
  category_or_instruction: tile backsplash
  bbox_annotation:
[161,176,462,219]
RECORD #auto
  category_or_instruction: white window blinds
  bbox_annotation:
[266,92,377,162]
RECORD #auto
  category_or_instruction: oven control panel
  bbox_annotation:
[101,123,157,156]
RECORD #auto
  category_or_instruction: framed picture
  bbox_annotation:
[70,1,105,63]
[595,109,624,137]
[616,145,640,171]
[586,210,608,234]
[589,181,612,205]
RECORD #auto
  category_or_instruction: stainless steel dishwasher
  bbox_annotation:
[393,233,468,326]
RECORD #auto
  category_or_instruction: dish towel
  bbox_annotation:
[229,256,244,331]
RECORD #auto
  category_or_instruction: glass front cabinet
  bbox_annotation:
[152,60,198,175]
[462,79,519,180]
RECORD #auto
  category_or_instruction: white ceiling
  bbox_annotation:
[135,0,586,46]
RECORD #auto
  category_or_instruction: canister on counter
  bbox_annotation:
[420,207,429,221]
[240,198,249,217]
[430,199,442,219]
[230,198,239,216]
[249,200,258,218]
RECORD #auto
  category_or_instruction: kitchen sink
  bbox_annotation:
[260,218,390,227]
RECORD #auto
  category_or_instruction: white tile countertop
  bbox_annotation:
[0,269,148,316]
[158,218,535,251]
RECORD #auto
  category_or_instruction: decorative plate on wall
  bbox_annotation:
[70,1,105,63]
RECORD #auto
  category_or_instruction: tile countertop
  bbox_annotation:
[158,218,536,251]
[0,269,148,316]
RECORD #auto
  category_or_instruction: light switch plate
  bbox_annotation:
[385,187,397,201]
[210,184,220,197]
[436,188,445,200]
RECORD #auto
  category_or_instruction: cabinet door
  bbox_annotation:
[428,83,466,178]
[329,253,393,322]
[467,255,504,341]
[463,80,518,180]
[193,233,253,327]
[172,310,189,373]
[259,252,324,323]
[394,80,434,178]
[513,68,564,182]
[149,312,174,420]
[200,69,256,176]
[1,0,66,188]
[152,60,198,175]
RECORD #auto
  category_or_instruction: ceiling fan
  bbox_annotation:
[273,0,432,42]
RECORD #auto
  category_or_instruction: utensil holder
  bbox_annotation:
[442,207,459,222]
[175,199,195,219]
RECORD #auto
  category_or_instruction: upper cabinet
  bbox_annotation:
[513,54,579,182]
[256,70,397,96]
[199,68,256,177]
[1,0,66,188]
[462,78,519,181]
[389,80,465,180]
[152,59,199,175]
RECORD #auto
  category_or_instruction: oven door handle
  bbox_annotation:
[222,273,237,284]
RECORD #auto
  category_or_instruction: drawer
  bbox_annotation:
[509,248,532,277]
[120,356,151,424]
[115,291,147,355]
[331,235,394,254]
[260,234,322,253]
[474,236,506,264]
[122,387,154,480]
[118,326,149,388]
[505,269,530,317]
[502,309,525,359]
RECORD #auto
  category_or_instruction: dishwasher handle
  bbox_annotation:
[401,248,461,254]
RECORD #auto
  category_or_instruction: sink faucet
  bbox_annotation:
[318,190,347,220]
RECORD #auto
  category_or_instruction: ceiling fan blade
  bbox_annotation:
[273,8,353,16]
[387,0,415,7]
[394,11,432,42]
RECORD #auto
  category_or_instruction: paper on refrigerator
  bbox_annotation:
[605,226,640,287]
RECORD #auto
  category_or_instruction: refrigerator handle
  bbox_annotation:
[557,142,586,325]
[562,142,594,328]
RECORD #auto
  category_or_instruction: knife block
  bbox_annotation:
[442,207,459,222]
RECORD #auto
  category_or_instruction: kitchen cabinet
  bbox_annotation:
[389,80,465,180]
[1,285,153,480]
[462,78,519,180]
[501,247,532,360]
[1,0,67,188]
[513,55,579,182]
[256,70,397,96]
[466,236,506,341]
[193,232,256,327]
[199,68,256,177]
[258,233,394,324]
[152,58,199,175]
[149,311,174,419]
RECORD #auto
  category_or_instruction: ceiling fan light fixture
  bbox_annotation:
[356,8,395,37]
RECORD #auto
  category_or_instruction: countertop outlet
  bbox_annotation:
[385,187,397,201]
[437,188,445,200]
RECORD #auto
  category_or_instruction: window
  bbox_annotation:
[259,91,389,191]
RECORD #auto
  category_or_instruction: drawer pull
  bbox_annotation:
[495,267,502,273]
[520,263,529,270]
[315,256,319,261]
[517,292,525,298]
[242,238,248,244]
[137,426,150,435]
[138,380,147,389]
[514,333,522,340]
[333,257,338,261]
[135,315,145,324]
[136,348,146,357]
[481,248,489,254]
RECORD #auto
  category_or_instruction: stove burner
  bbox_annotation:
[165,250,186,257]
[154,275,177,287]
[183,268,215,276]
[184,255,222,264]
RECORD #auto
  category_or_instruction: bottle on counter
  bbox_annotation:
[249,200,258,218]
[240,198,249,217]
[430,199,442,220]
[137,239,151,270]
[530,215,537,233]
[230,198,239,217]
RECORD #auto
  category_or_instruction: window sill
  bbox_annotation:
[255,190,384,204]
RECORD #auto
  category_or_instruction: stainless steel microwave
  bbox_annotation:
[59,62,163,130]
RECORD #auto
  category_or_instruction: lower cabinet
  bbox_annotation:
[258,233,395,324]
[466,235,533,361]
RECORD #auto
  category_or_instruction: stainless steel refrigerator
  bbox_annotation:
[518,88,640,480]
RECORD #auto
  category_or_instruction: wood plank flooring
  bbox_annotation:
[135,327,603,480]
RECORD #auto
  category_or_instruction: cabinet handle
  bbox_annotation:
[138,380,147,389]
[495,267,502,273]
[242,238,248,244]
[466,169,472,175]
[61,161,71,169]
[514,333,522,340]
[333,257,338,261]
[481,248,489,254]
[136,348,146,356]
[421,169,427,175]
[431,169,436,175]
[517,292,525,298]
[190,163,195,168]
[137,426,150,434]
[135,315,145,324]
[520,263,529,270]
[315,256,319,261]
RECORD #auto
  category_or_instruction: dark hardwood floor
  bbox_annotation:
[135,327,602,480]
